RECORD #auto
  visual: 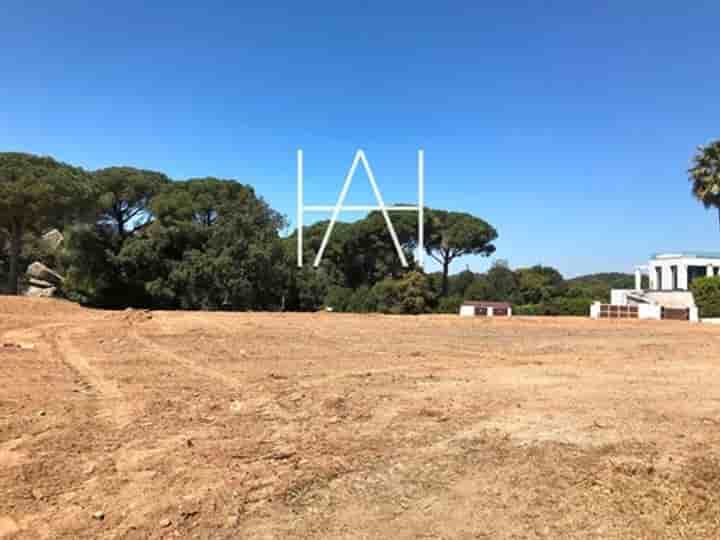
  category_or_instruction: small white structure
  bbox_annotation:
[594,252,719,322]
[460,301,512,318]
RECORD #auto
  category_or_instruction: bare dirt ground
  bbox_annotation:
[2,298,720,539]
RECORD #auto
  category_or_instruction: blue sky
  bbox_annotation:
[2,1,719,277]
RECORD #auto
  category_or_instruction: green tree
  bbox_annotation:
[425,210,497,296]
[437,295,463,314]
[689,141,720,229]
[0,153,93,294]
[448,268,476,297]
[690,276,720,318]
[481,260,517,301]
[342,211,418,288]
[94,166,170,241]
[142,181,285,310]
[372,271,435,314]
[515,265,565,304]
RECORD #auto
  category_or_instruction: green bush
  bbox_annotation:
[690,276,720,317]
[324,285,353,312]
[514,304,540,316]
[346,285,376,313]
[372,271,435,314]
[513,297,592,316]
[549,297,593,316]
[437,295,463,314]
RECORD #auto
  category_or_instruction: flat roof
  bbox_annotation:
[462,301,511,309]
[652,252,720,260]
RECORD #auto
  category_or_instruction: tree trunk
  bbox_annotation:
[7,222,23,295]
[441,258,450,297]
[115,205,126,241]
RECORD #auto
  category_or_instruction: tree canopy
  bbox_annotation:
[0,151,608,317]
[0,152,93,293]
[424,209,498,296]
[689,141,720,229]
[94,166,170,240]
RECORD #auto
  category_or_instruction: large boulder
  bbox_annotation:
[26,262,64,286]
[25,286,57,298]
[29,278,55,288]
[41,229,64,251]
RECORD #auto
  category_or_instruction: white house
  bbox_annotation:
[594,252,720,322]
[634,252,720,292]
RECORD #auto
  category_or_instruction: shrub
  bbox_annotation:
[514,304,541,316]
[347,285,376,313]
[513,297,592,316]
[324,285,353,312]
[549,297,593,316]
[372,271,435,314]
[437,295,463,314]
[690,276,720,317]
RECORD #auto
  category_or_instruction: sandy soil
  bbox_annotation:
[2,297,720,539]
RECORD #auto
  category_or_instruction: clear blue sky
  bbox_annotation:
[2,1,719,277]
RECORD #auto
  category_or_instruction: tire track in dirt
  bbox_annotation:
[127,323,240,389]
[52,325,135,428]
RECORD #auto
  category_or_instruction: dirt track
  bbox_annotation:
[2,298,720,539]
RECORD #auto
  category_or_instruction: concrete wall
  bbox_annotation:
[610,289,696,308]
[643,291,696,308]
[638,304,662,320]
[611,290,630,305]
[591,301,698,322]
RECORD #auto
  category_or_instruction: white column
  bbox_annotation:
[662,265,672,290]
[678,264,689,290]
[634,269,642,290]
[707,265,714,277]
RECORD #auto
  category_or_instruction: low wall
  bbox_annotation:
[591,302,698,322]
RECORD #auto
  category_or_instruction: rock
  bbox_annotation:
[92,511,105,521]
[31,488,44,501]
[26,262,63,286]
[269,447,296,460]
[230,401,243,414]
[28,278,54,288]
[159,518,172,528]
[24,286,57,298]
[41,229,64,251]
[37,410,46,417]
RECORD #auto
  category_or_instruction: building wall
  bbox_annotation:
[649,257,720,291]
[610,290,696,308]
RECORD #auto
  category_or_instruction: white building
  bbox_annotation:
[595,252,720,322]
[634,252,720,292]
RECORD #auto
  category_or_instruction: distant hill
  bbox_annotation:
[566,273,635,301]
[567,273,635,288]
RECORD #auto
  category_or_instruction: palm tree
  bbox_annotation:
[689,141,720,230]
